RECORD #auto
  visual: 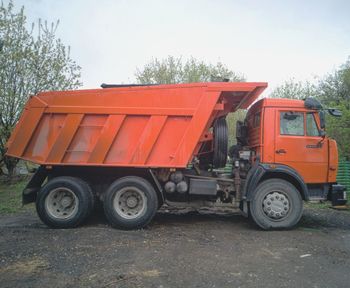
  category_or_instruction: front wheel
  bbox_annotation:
[249,179,303,230]
[103,176,158,230]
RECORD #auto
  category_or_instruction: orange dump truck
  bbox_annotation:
[6,82,346,230]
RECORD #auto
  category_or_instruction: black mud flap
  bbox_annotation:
[22,166,48,205]
[239,200,249,218]
[331,184,347,206]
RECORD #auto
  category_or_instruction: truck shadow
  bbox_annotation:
[84,206,350,231]
[298,208,350,230]
[84,204,254,229]
[13,205,348,231]
[153,211,253,227]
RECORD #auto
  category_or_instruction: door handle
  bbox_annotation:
[276,149,287,154]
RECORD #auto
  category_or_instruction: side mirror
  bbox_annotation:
[319,130,326,137]
[304,98,323,110]
[319,110,326,129]
[328,109,342,117]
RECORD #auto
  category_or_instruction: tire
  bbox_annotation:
[103,176,158,230]
[249,179,303,230]
[36,176,94,229]
[213,117,228,168]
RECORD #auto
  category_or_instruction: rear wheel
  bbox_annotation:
[249,179,303,230]
[36,176,94,228]
[103,176,158,230]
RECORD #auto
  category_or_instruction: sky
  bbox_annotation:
[6,0,350,95]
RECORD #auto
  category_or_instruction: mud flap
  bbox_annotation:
[240,200,249,217]
[22,166,48,205]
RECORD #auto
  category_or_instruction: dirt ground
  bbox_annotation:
[0,205,350,288]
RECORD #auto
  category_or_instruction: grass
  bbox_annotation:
[0,178,33,214]
[304,201,330,210]
[305,200,350,212]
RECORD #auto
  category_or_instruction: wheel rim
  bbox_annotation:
[113,187,147,220]
[262,191,290,220]
[45,187,79,219]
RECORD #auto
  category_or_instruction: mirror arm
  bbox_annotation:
[317,130,326,145]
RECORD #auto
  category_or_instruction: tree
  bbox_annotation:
[317,58,350,158]
[325,102,350,159]
[318,58,350,108]
[0,1,82,177]
[269,79,317,100]
[135,56,246,146]
[135,56,245,84]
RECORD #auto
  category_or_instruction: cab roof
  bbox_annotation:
[258,98,306,109]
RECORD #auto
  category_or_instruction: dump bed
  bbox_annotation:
[6,82,267,168]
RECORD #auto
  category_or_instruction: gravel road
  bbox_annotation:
[0,206,350,288]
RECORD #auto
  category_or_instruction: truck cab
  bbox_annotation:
[233,97,346,229]
[247,98,338,191]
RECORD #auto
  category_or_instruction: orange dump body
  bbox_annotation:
[6,82,267,168]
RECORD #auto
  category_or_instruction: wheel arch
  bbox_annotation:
[258,171,307,200]
[244,164,309,201]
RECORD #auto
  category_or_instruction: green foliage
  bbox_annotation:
[325,102,350,158]
[269,79,317,99]
[317,58,350,158]
[0,1,81,177]
[135,56,245,84]
[318,58,350,107]
[227,110,246,146]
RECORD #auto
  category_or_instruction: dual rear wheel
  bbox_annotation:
[36,176,158,230]
[103,176,158,230]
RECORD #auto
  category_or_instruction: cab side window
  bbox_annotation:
[280,112,304,136]
[306,113,320,136]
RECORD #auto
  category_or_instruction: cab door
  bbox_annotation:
[274,110,328,183]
